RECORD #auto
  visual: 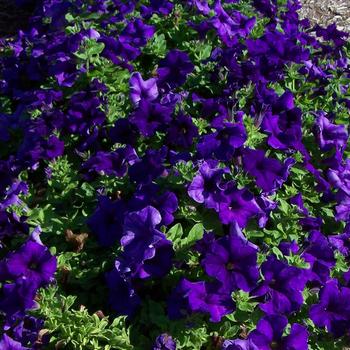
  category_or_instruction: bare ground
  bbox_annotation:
[299,0,350,32]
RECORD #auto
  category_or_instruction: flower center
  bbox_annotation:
[270,341,279,349]
[226,262,235,271]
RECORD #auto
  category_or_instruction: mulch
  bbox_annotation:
[299,0,350,32]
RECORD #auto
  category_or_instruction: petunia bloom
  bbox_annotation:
[87,197,126,247]
[201,222,259,292]
[242,148,295,193]
[129,72,158,106]
[249,315,308,350]
[188,161,228,211]
[157,50,194,88]
[313,112,348,152]
[175,279,235,322]
[2,240,56,287]
[219,182,262,227]
[153,333,176,350]
[252,255,307,315]
[309,280,350,337]
[197,123,246,161]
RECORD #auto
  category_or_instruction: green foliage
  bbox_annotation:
[34,287,133,350]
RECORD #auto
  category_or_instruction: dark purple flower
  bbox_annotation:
[132,238,174,279]
[105,264,140,317]
[222,339,258,350]
[329,226,350,256]
[166,113,198,149]
[109,118,139,146]
[0,334,26,350]
[177,279,235,322]
[99,35,140,66]
[252,255,307,315]
[128,184,178,226]
[315,23,349,47]
[210,2,255,46]
[87,197,126,247]
[0,279,37,316]
[128,147,167,185]
[301,230,335,284]
[201,222,259,292]
[64,89,105,134]
[0,211,28,241]
[242,148,295,193]
[157,50,194,88]
[310,280,350,337]
[197,123,246,161]
[2,240,56,287]
[120,19,155,47]
[81,147,137,180]
[188,161,228,211]
[141,0,174,18]
[249,315,308,350]
[290,193,309,216]
[44,135,64,159]
[0,181,28,210]
[313,112,348,152]
[256,195,277,228]
[153,333,176,350]
[219,183,262,227]
[129,72,158,106]
[121,206,167,265]
[130,100,172,137]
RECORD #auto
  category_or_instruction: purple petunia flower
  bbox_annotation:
[249,315,308,350]
[0,210,28,241]
[0,278,37,317]
[166,113,198,149]
[222,338,259,350]
[219,182,262,227]
[157,50,194,88]
[130,100,172,137]
[329,226,350,257]
[128,147,167,185]
[0,334,26,350]
[197,123,246,161]
[301,230,335,284]
[0,181,29,210]
[87,196,126,247]
[131,238,174,279]
[252,255,307,315]
[44,135,64,159]
[176,279,235,322]
[242,148,295,193]
[105,264,140,317]
[128,184,178,226]
[120,19,155,48]
[81,146,137,180]
[313,112,348,152]
[129,72,158,106]
[109,118,139,146]
[201,222,259,292]
[210,2,255,46]
[153,333,176,350]
[121,206,167,265]
[310,280,350,337]
[2,240,56,288]
[188,161,228,211]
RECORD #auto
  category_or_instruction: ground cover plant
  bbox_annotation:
[1,0,350,349]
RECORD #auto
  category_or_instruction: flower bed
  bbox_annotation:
[0,0,350,349]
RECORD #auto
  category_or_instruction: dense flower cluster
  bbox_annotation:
[1,0,350,348]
